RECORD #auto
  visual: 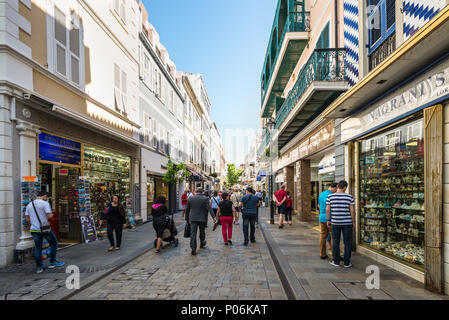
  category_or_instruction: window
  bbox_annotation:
[316,23,330,49]
[144,114,152,145]
[152,119,157,148]
[113,0,126,24]
[367,0,395,53]
[52,6,83,87]
[113,63,128,116]
[143,54,151,86]
[169,89,174,113]
[157,72,162,99]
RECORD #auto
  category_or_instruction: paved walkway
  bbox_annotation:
[70,216,286,300]
[0,213,185,300]
[258,208,446,300]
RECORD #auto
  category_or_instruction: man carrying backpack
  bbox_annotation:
[24,191,65,273]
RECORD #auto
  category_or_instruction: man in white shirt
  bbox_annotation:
[24,191,65,273]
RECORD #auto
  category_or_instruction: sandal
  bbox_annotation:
[108,247,114,251]
[114,247,120,250]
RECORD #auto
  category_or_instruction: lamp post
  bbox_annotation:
[266,118,276,225]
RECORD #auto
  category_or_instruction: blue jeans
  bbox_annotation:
[242,214,257,243]
[31,230,58,268]
[332,225,353,266]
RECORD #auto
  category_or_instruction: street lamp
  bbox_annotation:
[266,118,276,225]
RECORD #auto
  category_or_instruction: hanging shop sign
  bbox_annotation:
[38,132,81,166]
[318,153,335,175]
[341,63,449,142]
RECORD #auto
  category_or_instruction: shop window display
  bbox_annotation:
[83,146,131,237]
[359,118,424,267]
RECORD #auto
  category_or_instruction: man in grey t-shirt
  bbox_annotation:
[24,191,65,273]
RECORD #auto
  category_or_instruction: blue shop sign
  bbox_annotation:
[39,133,81,166]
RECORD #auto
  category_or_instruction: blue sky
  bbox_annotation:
[141,0,277,164]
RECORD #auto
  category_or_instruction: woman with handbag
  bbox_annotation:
[214,192,236,245]
[104,195,127,251]
[152,196,168,254]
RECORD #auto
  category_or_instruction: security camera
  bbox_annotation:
[23,93,31,100]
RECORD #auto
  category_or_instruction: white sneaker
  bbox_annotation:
[344,263,353,268]
[329,260,340,267]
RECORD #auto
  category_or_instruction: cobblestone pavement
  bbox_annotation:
[70,217,286,300]
[0,215,185,300]
[260,208,447,300]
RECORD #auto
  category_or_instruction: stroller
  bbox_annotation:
[154,214,179,248]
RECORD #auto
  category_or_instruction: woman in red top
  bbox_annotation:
[181,190,188,218]
[285,191,293,225]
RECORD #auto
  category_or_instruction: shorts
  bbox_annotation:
[277,203,286,214]
[153,220,166,239]
[234,207,240,213]
[182,204,187,210]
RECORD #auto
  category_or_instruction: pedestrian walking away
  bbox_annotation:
[275,185,287,228]
[239,187,259,246]
[284,191,293,225]
[214,192,237,245]
[211,191,221,218]
[152,196,169,253]
[326,181,355,267]
[185,188,215,255]
[318,183,338,259]
[104,195,127,252]
[253,189,262,227]
[24,191,66,273]
[231,188,242,225]
[181,190,188,218]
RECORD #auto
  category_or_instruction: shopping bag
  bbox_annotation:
[184,221,191,238]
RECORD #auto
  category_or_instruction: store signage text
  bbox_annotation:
[341,65,449,142]
[39,133,81,165]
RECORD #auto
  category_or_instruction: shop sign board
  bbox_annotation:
[39,133,81,166]
[276,121,334,169]
[80,215,97,243]
[341,64,449,142]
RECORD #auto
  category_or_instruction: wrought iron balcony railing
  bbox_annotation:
[275,48,347,129]
[261,8,311,103]
[258,132,270,156]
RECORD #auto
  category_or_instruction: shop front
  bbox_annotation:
[13,100,140,249]
[275,120,335,221]
[37,132,133,244]
[339,58,449,291]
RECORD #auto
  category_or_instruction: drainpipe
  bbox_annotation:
[335,0,339,47]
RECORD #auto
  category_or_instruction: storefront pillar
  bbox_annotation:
[133,159,142,222]
[295,160,312,221]
[15,120,40,250]
[284,166,295,213]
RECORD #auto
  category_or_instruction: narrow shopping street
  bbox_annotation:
[1,208,446,300]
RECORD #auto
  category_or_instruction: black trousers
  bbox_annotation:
[190,221,206,251]
[107,222,123,247]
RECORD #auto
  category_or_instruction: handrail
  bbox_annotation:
[275,48,347,129]
[260,10,311,105]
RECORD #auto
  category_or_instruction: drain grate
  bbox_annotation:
[331,281,395,300]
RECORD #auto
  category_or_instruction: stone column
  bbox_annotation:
[0,95,14,266]
[284,166,295,212]
[132,159,142,222]
[295,159,312,221]
[15,120,40,251]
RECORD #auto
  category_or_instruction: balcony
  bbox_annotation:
[275,48,349,148]
[261,0,310,118]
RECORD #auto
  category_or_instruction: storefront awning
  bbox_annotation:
[319,153,335,175]
[188,169,200,176]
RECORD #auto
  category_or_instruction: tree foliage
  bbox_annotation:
[163,157,191,184]
[225,163,243,188]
